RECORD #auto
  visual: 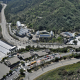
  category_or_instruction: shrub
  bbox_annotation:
[59,67,65,71]
[3,75,6,79]
[62,70,68,76]
[9,70,12,75]
[21,61,25,66]
[55,57,59,62]
[20,68,25,75]
[27,69,32,73]
[2,57,8,61]
[69,54,73,58]
[58,70,62,75]
[68,71,74,75]
[73,54,80,58]
[77,61,80,63]
[77,68,80,73]
[63,56,67,60]
[58,70,67,76]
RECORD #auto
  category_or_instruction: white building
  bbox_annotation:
[16,21,30,37]
[36,30,54,38]
[36,31,40,35]
[60,32,74,38]
[50,31,54,36]
[68,36,80,46]
[16,21,22,29]
[0,40,16,61]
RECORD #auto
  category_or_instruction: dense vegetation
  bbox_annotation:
[0,26,3,39]
[4,0,80,32]
[0,0,12,3]
[35,62,80,80]
[0,4,2,12]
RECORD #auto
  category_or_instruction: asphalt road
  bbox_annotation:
[0,3,27,47]
[1,3,18,44]
[27,58,80,80]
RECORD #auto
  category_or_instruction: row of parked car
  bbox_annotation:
[26,53,60,69]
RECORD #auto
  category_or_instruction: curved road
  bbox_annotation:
[0,3,39,48]
[1,4,19,45]
[0,3,80,49]
[0,3,31,48]
[26,58,80,80]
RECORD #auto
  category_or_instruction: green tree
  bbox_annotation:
[73,40,77,45]
[21,61,25,66]
[20,68,25,75]
[4,0,80,32]
[3,75,6,79]
[0,4,2,12]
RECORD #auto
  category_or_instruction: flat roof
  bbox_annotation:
[18,28,28,35]
[8,57,20,65]
[0,52,5,61]
[39,34,51,38]
[35,50,48,56]
[0,45,10,54]
[21,52,31,59]
[0,40,16,61]
[39,30,48,33]
[0,40,12,50]
[0,40,16,54]
[0,63,10,79]
[32,35,39,41]
[64,32,73,37]
[61,32,73,37]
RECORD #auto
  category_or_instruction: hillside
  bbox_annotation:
[0,0,12,3]
[0,4,2,12]
[0,4,2,23]
[4,0,80,32]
